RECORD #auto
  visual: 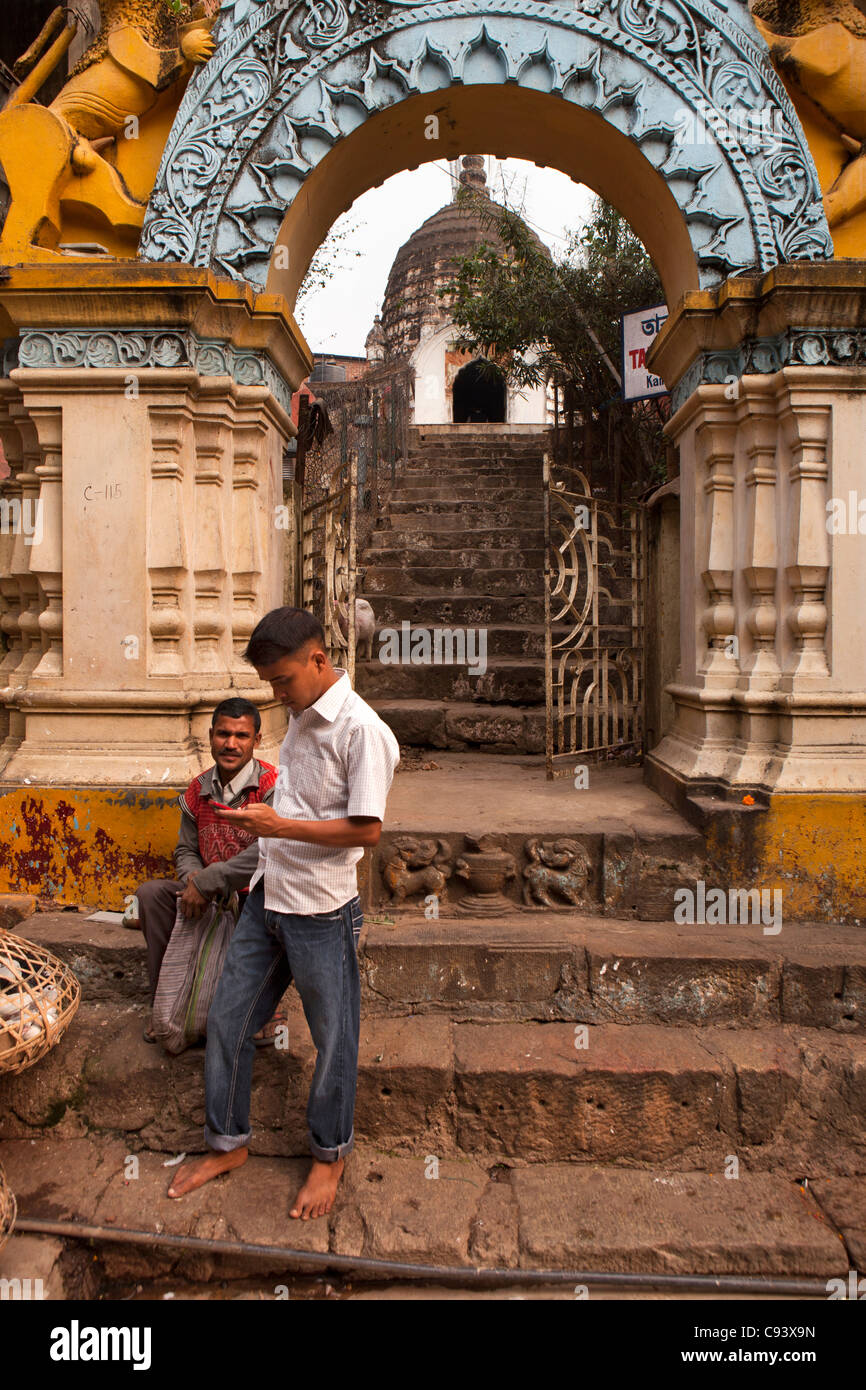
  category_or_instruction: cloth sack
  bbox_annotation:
[150,894,239,1055]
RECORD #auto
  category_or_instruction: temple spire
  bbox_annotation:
[455,154,487,198]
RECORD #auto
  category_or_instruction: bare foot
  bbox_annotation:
[167,1147,248,1198]
[290,1157,344,1220]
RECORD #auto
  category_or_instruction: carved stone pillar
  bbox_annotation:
[777,388,831,686]
[230,418,267,673]
[696,411,737,684]
[8,407,47,681]
[24,401,64,679]
[191,411,230,673]
[0,393,26,684]
[739,383,779,687]
[645,264,866,919]
[0,265,308,905]
[147,406,191,679]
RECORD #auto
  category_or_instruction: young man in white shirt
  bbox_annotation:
[167,607,400,1220]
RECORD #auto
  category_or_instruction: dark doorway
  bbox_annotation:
[452,359,506,423]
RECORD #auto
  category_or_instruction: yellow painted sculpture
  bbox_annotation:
[0,2,216,263]
[752,0,866,256]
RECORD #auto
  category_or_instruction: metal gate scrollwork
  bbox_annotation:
[301,454,357,683]
[543,453,646,778]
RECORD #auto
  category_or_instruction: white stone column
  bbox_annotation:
[0,266,310,788]
[777,387,831,687]
[23,400,64,679]
[696,409,738,686]
[148,402,192,680]
[647,267,866,804]
[739,381,779,688]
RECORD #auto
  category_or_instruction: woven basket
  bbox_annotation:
[0,929,81,1075]
[0,1162,16,1253]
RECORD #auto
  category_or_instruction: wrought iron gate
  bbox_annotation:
[543,453,646,778]
[300,455,358,683]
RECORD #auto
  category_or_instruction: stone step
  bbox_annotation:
[365,595,547,625]
[411,437,548,453]
[363,566,544,596]
[3,1133,854,1281]
[361,546,546,570]
[360,917,866,1026]
[357,657,544,704]
[2,1000,864,1172]
[395,485,539,501]
[372,697,546,751]
[385,504,544,526]
[360,622,551,658]
[13,912,866,1031]
[398,465,542,481]
[367,526,539,550]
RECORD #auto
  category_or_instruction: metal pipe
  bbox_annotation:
[14,1216,832,1296]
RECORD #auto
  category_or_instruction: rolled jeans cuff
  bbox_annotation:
[204,1124,251,1153]
[309,1127,354,1163]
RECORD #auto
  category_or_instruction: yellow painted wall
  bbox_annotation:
[707,795,866,923]
[0,787,180,909]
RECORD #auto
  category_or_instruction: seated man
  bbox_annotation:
[131,697,278,1042]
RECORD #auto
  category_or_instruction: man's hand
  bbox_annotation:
[214,803,284,837]
[179,873,209,919]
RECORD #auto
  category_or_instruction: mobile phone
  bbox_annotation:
[211,801,232,811]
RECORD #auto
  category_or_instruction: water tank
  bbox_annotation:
[311,358,346,383]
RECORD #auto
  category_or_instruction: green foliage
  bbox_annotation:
[441,191,669,493]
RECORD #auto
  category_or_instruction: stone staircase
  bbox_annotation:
[1,903,863,1295]
[357,426,550,753]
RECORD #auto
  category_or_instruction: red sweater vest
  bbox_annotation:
[180,762,277,867]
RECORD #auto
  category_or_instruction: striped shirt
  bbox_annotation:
[250,668,400,913]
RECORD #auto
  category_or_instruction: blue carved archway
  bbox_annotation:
[140,0,832,300]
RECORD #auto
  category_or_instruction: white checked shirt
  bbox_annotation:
[250,669,400,913]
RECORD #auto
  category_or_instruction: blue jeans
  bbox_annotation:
[203,880,362,1162]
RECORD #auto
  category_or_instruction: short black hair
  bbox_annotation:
[244,607,326,667]
[211,697,261,733]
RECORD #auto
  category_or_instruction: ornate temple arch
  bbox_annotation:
[140,0,833,308]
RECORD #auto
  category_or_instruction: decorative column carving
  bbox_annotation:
[779,393,831,684]
[7,409,46,678]
[22,402,63,679]
[739,385,779,686]
[147,406,190,677]
[191,413,229,672]
[230,419,266,672]
[696,410,738,682]
[0,403,26,683]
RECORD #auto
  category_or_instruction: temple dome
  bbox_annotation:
[379,156,548,360]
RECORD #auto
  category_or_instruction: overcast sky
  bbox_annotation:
[295,157,596,358]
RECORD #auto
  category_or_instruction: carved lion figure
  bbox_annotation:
[0,0,216,261]
[54,1,217,142]
[381,836,453,906]
[522,836,591,909]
